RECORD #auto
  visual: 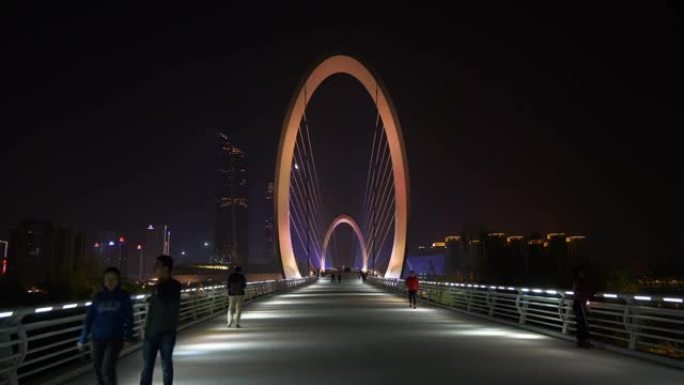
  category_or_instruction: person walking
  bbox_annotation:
[337,271,342,284]
[572,266,593,348]
[140,255,181,385]
[330,272,336,284]
[78,267,134,385]
[405,271,420,309]
[227,266,247,328]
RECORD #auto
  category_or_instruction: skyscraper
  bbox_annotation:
[264,181,276,260]
[8,219,85,285]
[143,224,170,279]
[214,132,248,266]
[89,231,132,277]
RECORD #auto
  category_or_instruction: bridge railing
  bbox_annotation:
[0,277,315,385]
[369,277,684,365]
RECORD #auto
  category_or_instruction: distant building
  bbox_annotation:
[445,235,465,278]
[406,243,446,277]
[57,227,87,274]
[214,132,248,266]
[264,181,276,260]
[566,235,588,266]
[505,235,527,284]
[89,231,139,278]
[7,219,84,285]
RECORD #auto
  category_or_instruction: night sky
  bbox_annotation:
[2,3,683,270]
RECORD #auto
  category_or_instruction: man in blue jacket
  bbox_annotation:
[78,267,134,385]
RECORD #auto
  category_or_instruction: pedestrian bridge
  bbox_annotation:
[62,277,681,385]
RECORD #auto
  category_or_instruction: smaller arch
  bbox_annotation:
[320,215,369,272]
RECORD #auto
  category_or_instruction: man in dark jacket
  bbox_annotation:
[78,267,133,385]
[227,266,247,328]
[140,255,181,385]
[572,266,593,348]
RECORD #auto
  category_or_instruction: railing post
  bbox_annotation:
[466,290,473,313]
[560,296,572,335]
[487,290,497,317]
[624,300,638,350]
[191,292,199,320]
[448,287,456,307]
[135,303,145,339]
[0,317,24,385]
[518,293,528,325]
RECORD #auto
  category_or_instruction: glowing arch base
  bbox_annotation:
[275,55,410,279]
[320,215,369,272]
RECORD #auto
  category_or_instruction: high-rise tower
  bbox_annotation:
[214,132,248,266]
[264,181,276,260]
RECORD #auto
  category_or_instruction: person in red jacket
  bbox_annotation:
[405,271,420,309]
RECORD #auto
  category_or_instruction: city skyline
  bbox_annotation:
[1,3,683,274]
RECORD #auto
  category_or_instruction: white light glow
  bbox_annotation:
[135,295,145,300]
[532,289,543,293]
[451,327,546,340]
[175,341,262,356]
[634,296,651,301]
[85,302,92,306]
[263,300,297,306]
[603,293,618,299]
[521,288,530,292]
[0,311,13,318]
[565,291,574,295]
[663,297,683,303]
[546,290,557,295]
[62,303,78,309]
[35,307,53,313]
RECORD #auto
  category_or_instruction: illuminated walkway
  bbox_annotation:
[68,276,683,385]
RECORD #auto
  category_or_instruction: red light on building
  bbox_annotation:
[136,244,142,250]
[119,236,125,243]
[2,259,7,275]
[94,242,100,248]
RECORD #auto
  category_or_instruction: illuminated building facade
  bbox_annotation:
[214,132,248,266]
[264,182,276,260]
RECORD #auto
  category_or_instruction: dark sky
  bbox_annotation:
[2,3,683,269]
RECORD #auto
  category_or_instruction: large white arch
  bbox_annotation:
[320,215,369,272]
[275,54,410,279]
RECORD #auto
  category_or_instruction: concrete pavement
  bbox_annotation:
[67,275,683,384]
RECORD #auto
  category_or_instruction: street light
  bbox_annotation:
[181,251,186,256]
[203,241,210,247]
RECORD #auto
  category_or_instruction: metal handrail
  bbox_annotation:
[0,277,315,385]
[369,277,684,365]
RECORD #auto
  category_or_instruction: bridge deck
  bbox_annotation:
[68,277,683,385]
